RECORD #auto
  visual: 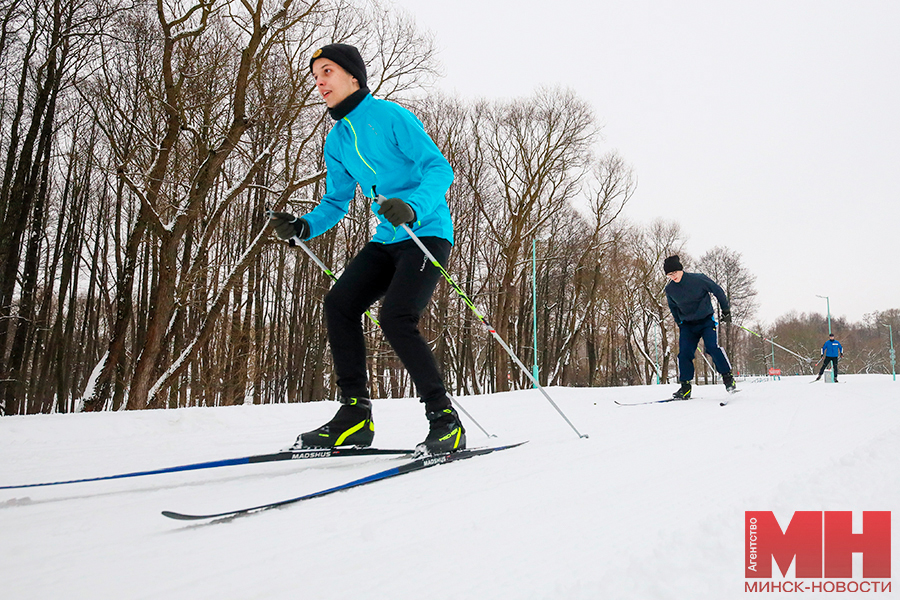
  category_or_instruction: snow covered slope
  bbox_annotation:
[1,375,898,599]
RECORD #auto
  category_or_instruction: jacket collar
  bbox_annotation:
[328,87,370,121]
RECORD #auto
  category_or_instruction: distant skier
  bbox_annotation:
[663,255,736,399]
[268,43,464,453]
[814,333,843,382]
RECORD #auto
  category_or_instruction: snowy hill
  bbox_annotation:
[2,375,898,599]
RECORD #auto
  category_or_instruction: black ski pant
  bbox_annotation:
[324,237,451,407]
[818,356,839,379]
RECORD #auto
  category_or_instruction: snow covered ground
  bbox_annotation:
[2,375,898,599]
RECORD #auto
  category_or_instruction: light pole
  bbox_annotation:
[884,323,896,381]
[816,295,832,335]
[532,238,539,387]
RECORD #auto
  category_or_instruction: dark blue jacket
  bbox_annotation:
[665,272,730,324]
[822,339,843,357]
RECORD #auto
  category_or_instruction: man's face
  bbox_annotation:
[312,59,360,108]
[666,270,684,283]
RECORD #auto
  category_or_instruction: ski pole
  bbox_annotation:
[267,210,380,327]
[377,196,588,439]
[699,351,717,381]
[295,238,381,328]
[735,324,814,364]
[449,400,495,439]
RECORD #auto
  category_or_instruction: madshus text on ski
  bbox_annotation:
[161,443,526,522]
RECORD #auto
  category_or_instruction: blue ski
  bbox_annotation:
[1,447,415,490]
[162,442,527,521]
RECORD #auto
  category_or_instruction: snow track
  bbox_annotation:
[2,375,898,599]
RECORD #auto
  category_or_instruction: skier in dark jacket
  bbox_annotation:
[663,255,736,399]
[814,333,843,382]
[268,43,464,454]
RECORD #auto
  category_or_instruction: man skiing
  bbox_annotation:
[268,43,464,453]
[815,333,843,382]
[663,255,736,399]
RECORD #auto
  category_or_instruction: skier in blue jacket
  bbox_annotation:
[815,333,843,382]
[663,255,736,399]
[269,43,464,453]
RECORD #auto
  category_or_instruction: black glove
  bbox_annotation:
[269,212,309,242]
[721,310,732,324]
[377,198,416,227]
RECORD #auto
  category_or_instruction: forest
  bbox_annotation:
[1,0,897,415]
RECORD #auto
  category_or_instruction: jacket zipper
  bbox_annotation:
[344,115,400,242]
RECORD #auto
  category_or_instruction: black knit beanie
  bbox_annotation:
[663,255,684,274]
[309,43,367,88]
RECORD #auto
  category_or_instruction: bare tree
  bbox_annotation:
[0,0,117,414]
[472,86,597,391]
[696,245,758,367]
[632,219,688,383]
[542,151,634,386]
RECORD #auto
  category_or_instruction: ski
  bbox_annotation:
[1,446,415,490]
[615,397,694,406]
[719,389,742,406]
[162,441,527,522]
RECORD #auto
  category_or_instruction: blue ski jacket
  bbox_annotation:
[301,93,454,245]
[665,272,730,325]
[822,339,843,357]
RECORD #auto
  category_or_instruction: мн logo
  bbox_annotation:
[746,511,891,579]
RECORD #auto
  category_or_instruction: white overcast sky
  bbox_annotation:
[389,0,899,326]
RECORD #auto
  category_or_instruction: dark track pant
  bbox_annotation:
[818,356,839,379]
[324,238,451,405]
[677,316,732,382]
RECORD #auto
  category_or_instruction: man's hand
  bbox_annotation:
[377,198,416,227]
[268,212,309,242]
[721,310,732,324]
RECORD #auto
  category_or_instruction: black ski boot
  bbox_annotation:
[417,407,466,454]
[723,372,736,393]
[672,381,692,400]
[293,397,374,449]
